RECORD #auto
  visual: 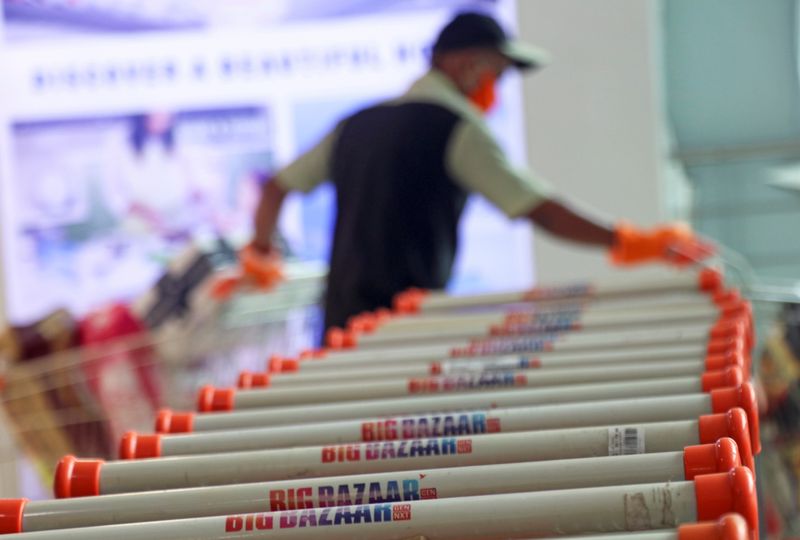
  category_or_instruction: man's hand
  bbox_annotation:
[247,239,278,257]
[240,244,284,288]
[610,222,715,267]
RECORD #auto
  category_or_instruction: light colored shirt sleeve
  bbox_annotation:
[445,118,554,218]
[274,128,338,193]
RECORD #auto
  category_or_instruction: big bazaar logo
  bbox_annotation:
[224,503,412,533]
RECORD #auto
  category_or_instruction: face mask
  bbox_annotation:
[468,72,497,113]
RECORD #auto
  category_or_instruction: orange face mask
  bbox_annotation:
[468,73,497,113]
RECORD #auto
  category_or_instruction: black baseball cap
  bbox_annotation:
[432,12,550,70]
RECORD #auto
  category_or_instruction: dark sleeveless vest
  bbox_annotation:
[325,102,468,329]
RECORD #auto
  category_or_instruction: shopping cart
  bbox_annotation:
[0,261,325,499]
[0,261,765,539]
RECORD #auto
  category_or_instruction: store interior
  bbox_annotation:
[1,1,799,539]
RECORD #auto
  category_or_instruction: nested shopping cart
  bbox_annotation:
[0,262,769,539]
[0,261,325,499]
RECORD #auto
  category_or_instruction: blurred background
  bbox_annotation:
[0,0,799,537]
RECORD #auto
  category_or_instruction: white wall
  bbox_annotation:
[0,4,6,328]
[517,0,672,282]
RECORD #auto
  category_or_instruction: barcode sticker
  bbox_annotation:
[440,356,519,374]
[608,426,645,456]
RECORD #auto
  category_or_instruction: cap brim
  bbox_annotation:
[500,40,551,70]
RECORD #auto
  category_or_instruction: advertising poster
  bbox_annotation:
[0,0,534,322]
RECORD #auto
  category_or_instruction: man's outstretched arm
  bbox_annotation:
[527,198,715,266]
[251,178,289,254]
[250,127,338,253]
[527,198,615,247]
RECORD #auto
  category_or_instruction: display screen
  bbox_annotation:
[0,0,535,322]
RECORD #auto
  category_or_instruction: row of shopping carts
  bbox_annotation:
[0,267,760,538]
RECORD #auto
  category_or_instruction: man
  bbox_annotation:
[250,12,711,331]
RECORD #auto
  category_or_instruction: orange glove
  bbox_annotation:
[239,243,284,289]
[209,244,284,301]
[610,222,715,267]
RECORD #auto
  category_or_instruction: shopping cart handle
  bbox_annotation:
[119,432,161,460]
[238,371,271,389]
[0,498,27,534]
[268,354,300,373]
[699,267,724,293]
[709,383,760,454]
[54,456,103,498]
[699,409,754,473]
[704,350,747,378]
[694,468,758,539]
[678,513,750,540]
[683,437,740,480]
[325,327,358,349]
[197,385,235,412]
[701,366,744,392]
[155,409,195,433]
